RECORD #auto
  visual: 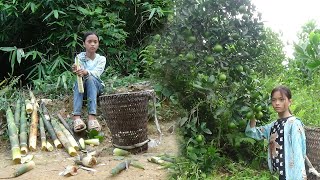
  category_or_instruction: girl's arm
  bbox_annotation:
[245,119,273,140]
[87,56,106,78]
[291,119,306,156]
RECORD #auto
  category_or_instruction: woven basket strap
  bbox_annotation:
[306,155,320,177]
[152,93,163,144]
[113,139,150,150]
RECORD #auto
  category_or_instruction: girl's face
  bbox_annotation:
[271,90,291,114]
[83,34,99,54]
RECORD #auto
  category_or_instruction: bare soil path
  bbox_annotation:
[0,97,179,180]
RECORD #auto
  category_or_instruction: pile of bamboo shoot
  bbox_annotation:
[5,90,94,164]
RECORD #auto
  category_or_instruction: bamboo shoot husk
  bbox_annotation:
[14,97,21,129]
[39,103,62,148]
[57,121,79,150]
[51,119,77,156]
[28,105,38,151]
[75,56,84,93]
[6,107,21,163]
[19,99,28,155]
[39,116,47,151]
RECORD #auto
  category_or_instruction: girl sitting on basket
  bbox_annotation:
[245,85,307,179]
[71,31,106,132]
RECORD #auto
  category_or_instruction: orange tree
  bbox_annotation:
[143,0,285,177]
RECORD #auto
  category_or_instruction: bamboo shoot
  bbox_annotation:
[39,116,47,151]
[51,119,77,156]
[39,103,62,148]
[19,99,28,154]
[46,141,54,152]
[111,160,131,176]
[6,107,21,163]
[84,139,100,146]
[14,161,35,177]
[57,121,79,150]
[14,97,21,129]
[28,106,38,150]
[25,99,33,114]
[75,56,84,93]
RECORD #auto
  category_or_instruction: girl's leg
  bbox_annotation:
[73,81,86,132]
[73,81,84,116]
[83,75,103,131]
[84,75,103,116]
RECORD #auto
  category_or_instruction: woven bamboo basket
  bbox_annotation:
[305,126,320,179]
[99,90,154,154]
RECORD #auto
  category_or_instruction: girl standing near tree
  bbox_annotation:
[245,85,307,179]
[71,31,106,132]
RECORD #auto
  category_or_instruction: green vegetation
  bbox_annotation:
[1,0,320,179]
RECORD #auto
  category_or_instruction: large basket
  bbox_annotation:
[305,126,320,180]
[99,90,154,154]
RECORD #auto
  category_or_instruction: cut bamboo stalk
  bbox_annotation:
[19,99,28,155]
[14,97,21,129]
[57,113,74,136]
[14,161,35,177]
[39,116,47,151]
[51,118,77,156]
[39,103,62,148]
[6,106,21,164]
[28,106,38,150]
[46,141,54,152]
[25,99,33,114]
[75,56,84,93]
[57,121,79,150]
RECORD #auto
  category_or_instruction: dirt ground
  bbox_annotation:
[0,98,180,180]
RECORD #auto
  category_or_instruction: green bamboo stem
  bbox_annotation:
[51,118,77,156]
[39,116,47,151]
[39,103,62,148]
[19,99,28,155]
[14,97,21,129]
[6,106,21,164]
[14,161,35,177]
[75,56,84,93]
[57,121,79,150]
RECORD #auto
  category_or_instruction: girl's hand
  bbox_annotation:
[72,64,78,72]
[75,69,88,77]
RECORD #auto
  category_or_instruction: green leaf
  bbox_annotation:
[10,50,17,74]
[95,7,102,14]
[179,117,188,127]
[78,7,90,15]
[16,48,24,64]
[307,60,320,69]
[294,43,305,55]
[56,76,61,89]
[88,129,99,138]
[53,10,59,19]
[43,11,54,21]
[203,128,212,134]
[0,47,16,52]
[148,8,156,20]
[62,75,67,89]
[30,2,36,13]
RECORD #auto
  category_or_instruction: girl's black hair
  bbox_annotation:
[271,85,292,114]
[271,85,292,100]
[82,31,99,42]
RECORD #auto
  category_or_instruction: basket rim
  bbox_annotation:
[100,89,154,97]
